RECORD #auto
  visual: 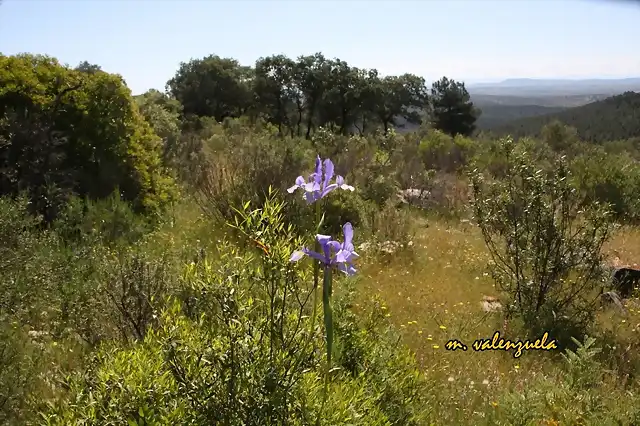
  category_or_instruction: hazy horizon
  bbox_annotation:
[465,76,640,85]
[1,0,639,95]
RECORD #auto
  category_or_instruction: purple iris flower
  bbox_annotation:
[287,155,354,204]
[290,222,359,275]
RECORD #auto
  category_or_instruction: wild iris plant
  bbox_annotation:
[290,223,359,276]
[288,155,358,421]
[287,155,354,204]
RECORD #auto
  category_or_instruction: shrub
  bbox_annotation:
[470,137,613,341]
[0,323,39,425]
[492,337,638,425]
[99,246,175,343]
[195,123,313,231]
[53,192,152,247]
[570,147,640,223]
[323,190,374,238]
[418,129,476,173]
[0,54,176,221]
[368,201,416,259]
[333,286,430,425]
[40,330,189,424]
[40,168,430,425]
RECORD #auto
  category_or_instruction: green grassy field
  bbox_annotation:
[350,213,640,424]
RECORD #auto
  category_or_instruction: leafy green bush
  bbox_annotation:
[39,191,430,425]
[0,322,40,425]
[0,54,177,221]
[367,201,416,259]
[323,190,374,238]
[53,192,152,247]
[40,330,189,424]
[570,146,640,223]
[360,172,399,209]
[470,137,613,341]
[195,121,313,230]
[333,286,430,425]
[492,337,640,425]
[418,129,476,173]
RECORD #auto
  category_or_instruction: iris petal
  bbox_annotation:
[314,156,323,184]
[289,250,305,262]
[323,159,334,190]
[342,223,354,247]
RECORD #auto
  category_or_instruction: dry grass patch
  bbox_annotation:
[604,225,640,269]
[352,216,640,423]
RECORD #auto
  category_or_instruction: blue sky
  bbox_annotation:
[1,0,638,95]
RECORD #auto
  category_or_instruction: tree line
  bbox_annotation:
[0,51,479,224]
[165,53,479,138]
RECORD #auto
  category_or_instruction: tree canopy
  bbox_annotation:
[166,53,474,138]
[166,55,254,122]
[430,77,478,137]
[0,53,176,221]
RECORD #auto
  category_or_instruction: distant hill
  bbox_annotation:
[488,91,640,143]
[468,78,640,97]
[475,104,567,129]
[392,79,640,136]
[467,78,640,130]
[471,93,610,108]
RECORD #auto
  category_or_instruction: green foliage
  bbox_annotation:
[167,52,429,139]
[470,137,613,340]
[491,337,640,425]
[194,120,314,231]
[0,53,176,221]
[570,146,640,223]
[134,89,183,169]
[370,201,416,255]
[0,323,39,425]
[5,47,640,426]
[53,192,151,247]
[41,194,429,425]
[332,288,430,425]
[167,55,254,122]
[361,172,399,208]
[418,130,477,173]
[475,103,567,130]
[99,245,175,343]
[0,195,43,272]
[253,54,303,137]
[540,120,580,153]
[0,195,66,331]
[41,333,188,424]
[323,189,373,238]
[0,194,182,342]
[430,77,479,137]
[371,74,429,134]
[561,336,603,390]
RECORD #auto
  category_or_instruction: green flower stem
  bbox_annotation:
[312,200,322,322]
[292,201,324,383]
[309,200,324,340]
[322,265,333,371]
[316,265,333,426]
[299,201,323,369]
